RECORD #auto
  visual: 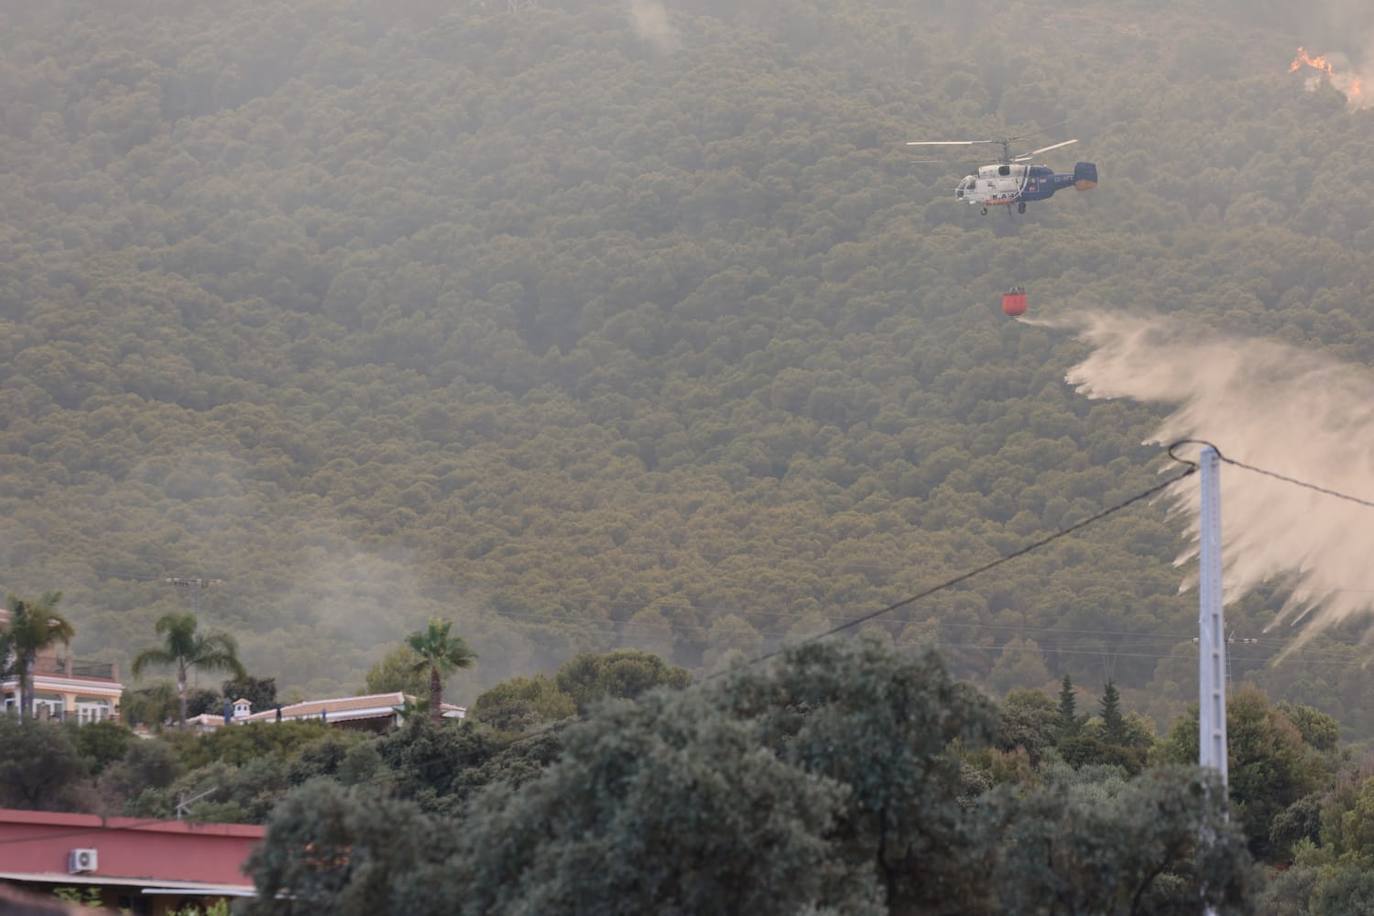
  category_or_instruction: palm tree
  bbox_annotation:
[3,593,76,722]
[406,618,477,724]
[131,613,246,729]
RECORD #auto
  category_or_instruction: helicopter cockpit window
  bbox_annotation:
[997,164,1011,176]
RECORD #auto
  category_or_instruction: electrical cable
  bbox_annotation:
[465,605,1374,671]
[0,817,192,848]
[15,445,1374,847]
[1167,439,1374,509]
[1222,457,1374,510]
[453,444,1374,676]
[716,465,1199,674]
[489,462,1186,753]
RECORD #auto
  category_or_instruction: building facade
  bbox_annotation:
[0,808,262,915]
[0,655,124,724]
[0,604,125,723]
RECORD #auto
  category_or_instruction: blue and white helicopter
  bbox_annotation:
[906,136,1097,215]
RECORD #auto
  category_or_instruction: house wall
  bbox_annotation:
[1,668,124,723]
[0,809,264,888]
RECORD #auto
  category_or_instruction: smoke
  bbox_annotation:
[1061,311,1374,646]
[628,0,680,54]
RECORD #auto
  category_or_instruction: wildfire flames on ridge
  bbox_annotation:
[1290,46,1365,106]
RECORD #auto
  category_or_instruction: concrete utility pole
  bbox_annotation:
[1197,446,1228,784]
[1198,446,1227,916]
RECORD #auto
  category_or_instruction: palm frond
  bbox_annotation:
[194,648,247,678]
[404,618,477,676]
[154,613,199,657]
[132,647,178,678]
[5,594,75,656]
[193,632,245,677]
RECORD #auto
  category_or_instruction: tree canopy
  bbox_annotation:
[242,639,1255,914]
[6,641,1369,910]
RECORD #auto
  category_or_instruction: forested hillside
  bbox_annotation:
[4,0,1374,724]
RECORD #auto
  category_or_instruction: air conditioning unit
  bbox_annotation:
[67,848,97,874]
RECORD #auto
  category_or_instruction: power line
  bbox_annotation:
[16,446,1374,847]
[465,605,1374,671]
[476,605,1209,643]
[161,575,224,617]
[485,458,1189,750]
[719,467,1199,674]
[1168,439,1374,509]
[0,817,177,848]
[1221,455,1374,510]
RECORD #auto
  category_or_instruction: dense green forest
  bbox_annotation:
[4,0,1374,738]
[11,641,1374,913]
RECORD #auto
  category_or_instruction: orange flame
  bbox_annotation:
[1290,47,1363,103]
[1290,47,1333,76]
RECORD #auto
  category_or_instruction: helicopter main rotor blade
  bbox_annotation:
[905,140,1001,146]
[1013,138,1079,161]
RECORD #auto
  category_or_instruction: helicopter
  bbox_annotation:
[906,136,1097,215]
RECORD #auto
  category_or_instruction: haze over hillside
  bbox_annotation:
[5,0,1374,726]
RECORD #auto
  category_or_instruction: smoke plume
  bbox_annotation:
[1062,311,1374,645]
[628,0,680,54]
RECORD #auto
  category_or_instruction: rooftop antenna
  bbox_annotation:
[175,786,218,820]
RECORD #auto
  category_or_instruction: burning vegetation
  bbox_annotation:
[1290,46,1366,106]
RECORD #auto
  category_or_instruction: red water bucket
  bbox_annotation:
[1001,287,1027,317]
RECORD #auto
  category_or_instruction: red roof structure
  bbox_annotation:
[0,808,264,912]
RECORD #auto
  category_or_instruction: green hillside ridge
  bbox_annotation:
[3,0,1374,727]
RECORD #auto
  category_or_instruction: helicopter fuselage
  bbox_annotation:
[955,162,1097,211]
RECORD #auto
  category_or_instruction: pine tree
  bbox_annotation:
[1057,674,1079,736]
[1100,680,1126,745]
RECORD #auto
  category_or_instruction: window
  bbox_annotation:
[998,164,1010,176]
[5,692,65,716]
[77,701,112,724]
[33,697,64,719]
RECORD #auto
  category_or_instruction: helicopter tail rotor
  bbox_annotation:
[1073,162,1098,190]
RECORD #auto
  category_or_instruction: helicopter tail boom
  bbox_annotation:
[1073,162,1098,190]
